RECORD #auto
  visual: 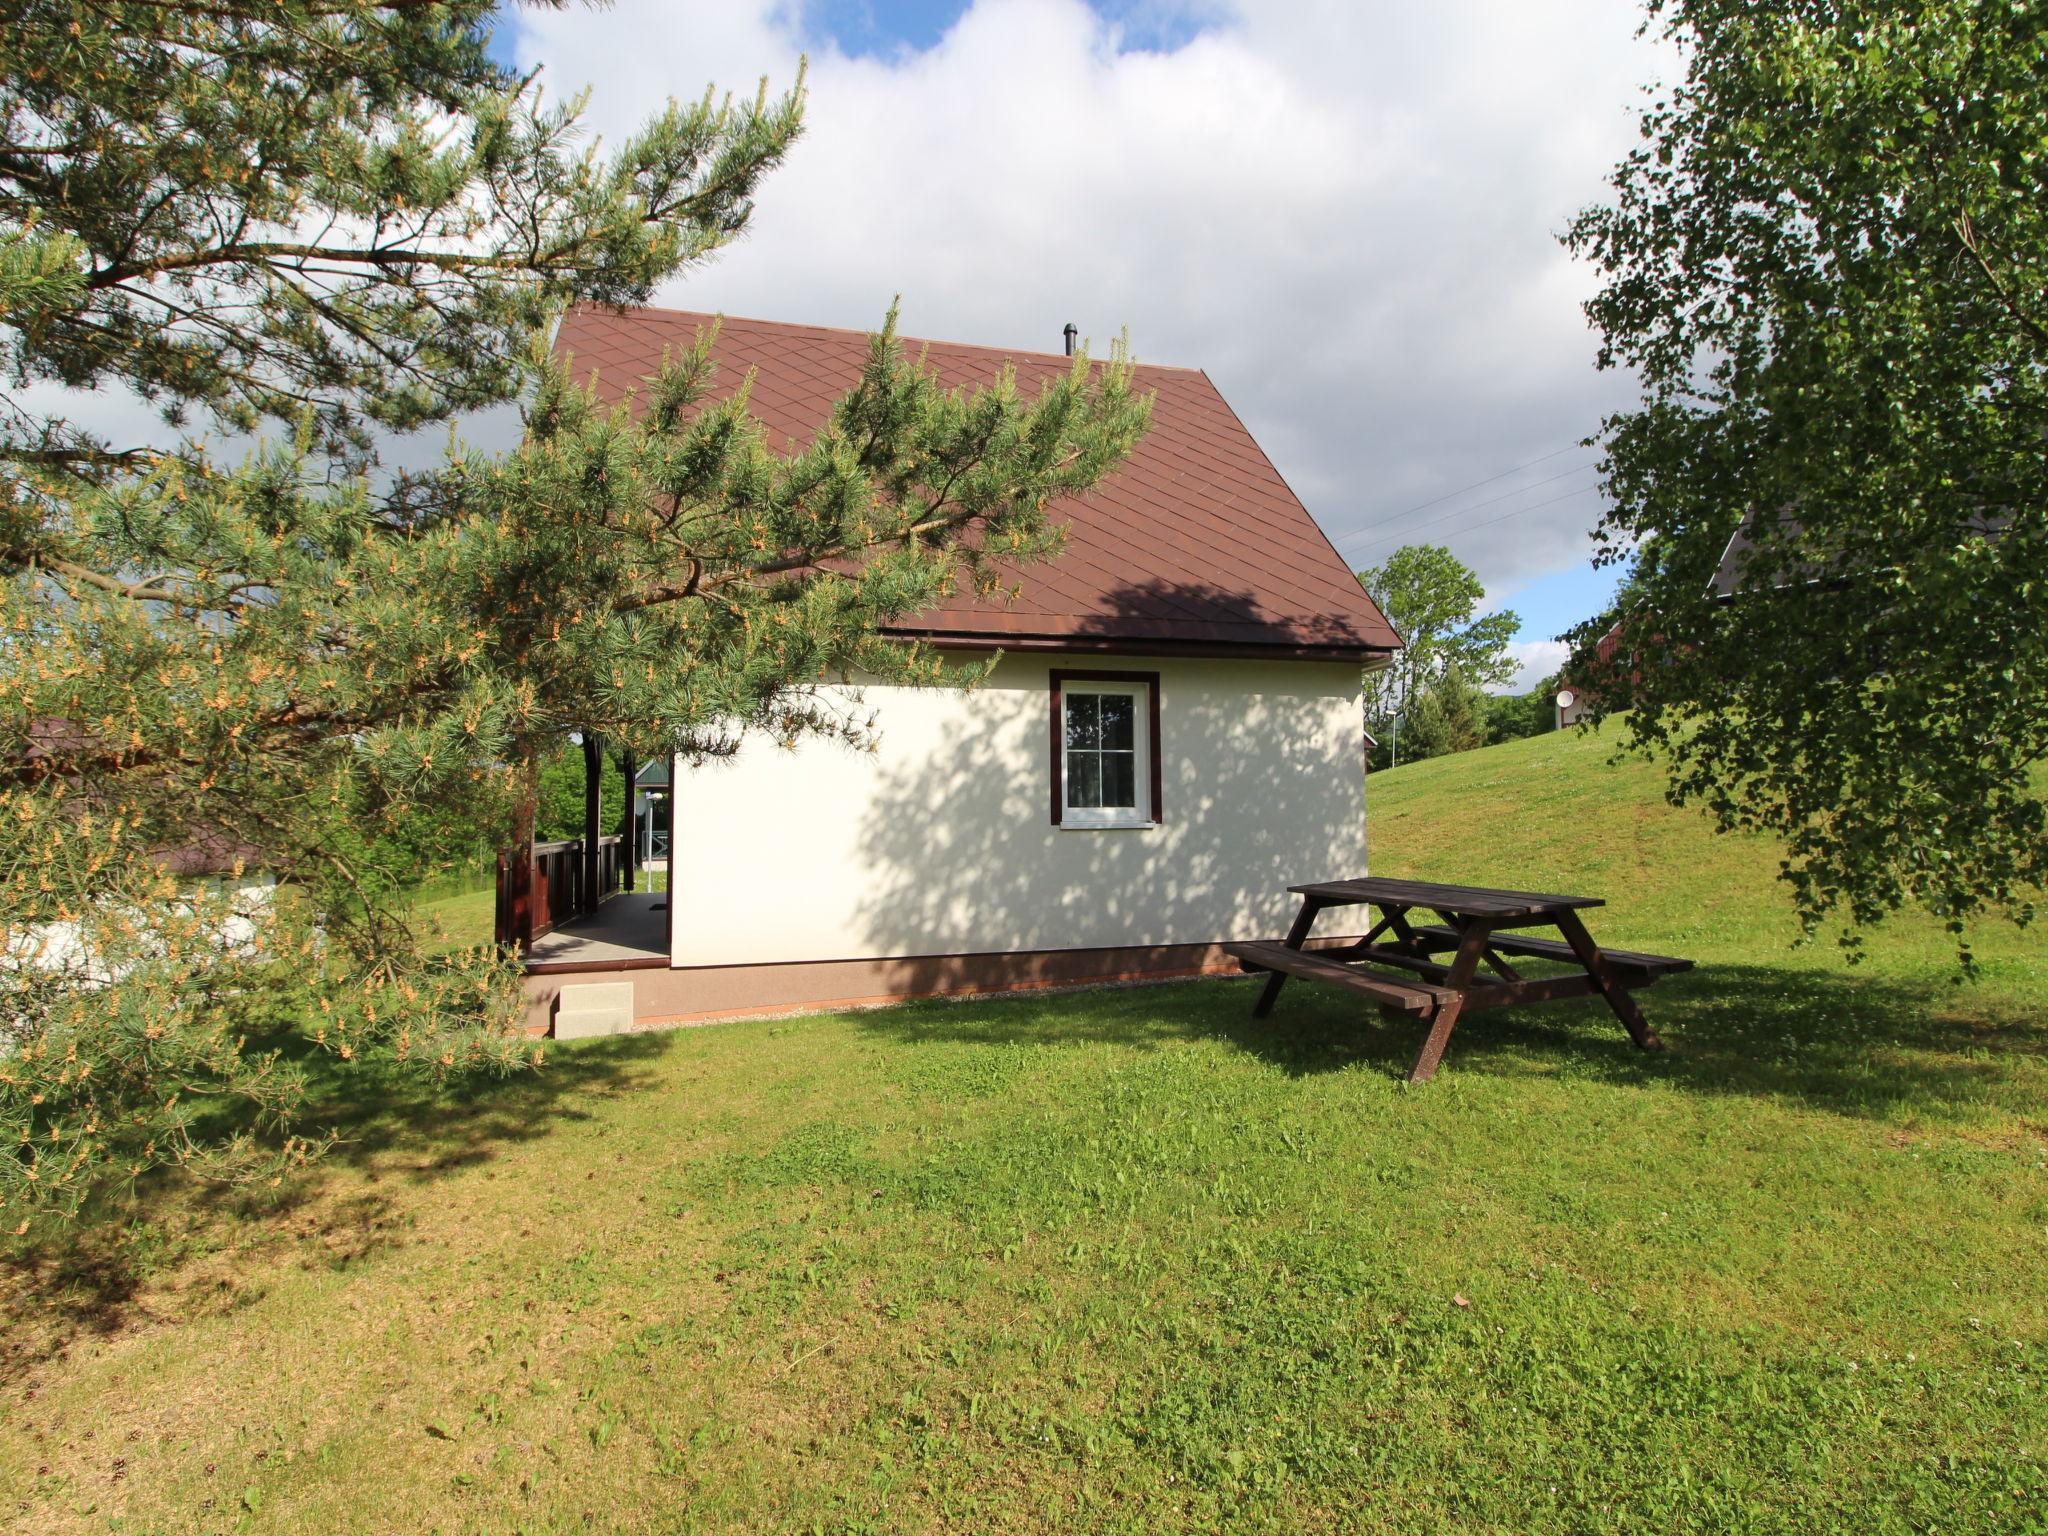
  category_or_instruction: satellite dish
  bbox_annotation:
[1555,688,1577,710]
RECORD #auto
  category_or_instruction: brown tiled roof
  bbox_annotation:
[554,306,1399,659]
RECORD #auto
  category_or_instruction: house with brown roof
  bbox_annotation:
[523,308,1400,1036]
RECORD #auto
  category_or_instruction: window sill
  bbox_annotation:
[1057,817,1159,832]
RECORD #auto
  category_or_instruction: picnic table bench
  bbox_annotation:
[1222,877,1692,1085]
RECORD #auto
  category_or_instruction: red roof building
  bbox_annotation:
[554,306,1398,662]
[525,307,1395,1036]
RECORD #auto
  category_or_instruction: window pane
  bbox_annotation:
[1099,693,1135,750]
[1067,751,1102,808]
[1101,750,1136,809]
[1065,693,1100,751]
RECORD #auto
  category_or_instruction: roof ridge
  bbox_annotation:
[566,301,1208,377]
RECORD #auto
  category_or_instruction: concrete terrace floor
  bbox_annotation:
[526,889,668,966]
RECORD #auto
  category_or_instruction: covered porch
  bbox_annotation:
[526,888,667,971]
[496,733,668,970]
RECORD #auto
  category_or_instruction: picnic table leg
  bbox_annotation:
[1552,909,1666,1052]
[1381,905,1426,954]
[1406,918,1495,1085]
[1429,908,1523,981]
[1252,895,1326,1018]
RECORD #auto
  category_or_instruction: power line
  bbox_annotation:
[1351,440,1593,534]
[1348,480,1606,559]
[1334,458,1599,554]
[1346,475,1603,563]
[1351,481,1604,558]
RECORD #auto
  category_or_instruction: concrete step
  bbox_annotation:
[553,981,635,1039]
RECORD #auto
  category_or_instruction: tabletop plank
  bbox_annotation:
[1285,876,1605,917]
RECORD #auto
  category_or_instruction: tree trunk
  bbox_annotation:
[498,741,542,952]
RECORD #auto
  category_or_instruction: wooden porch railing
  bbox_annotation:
[494,834,625,951]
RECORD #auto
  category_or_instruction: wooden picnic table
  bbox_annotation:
[1222,877,1693,1085]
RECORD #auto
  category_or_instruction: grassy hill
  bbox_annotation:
[1370,726,2043,1129]
[1372,722,2041,981]
[5,729,2044,1534]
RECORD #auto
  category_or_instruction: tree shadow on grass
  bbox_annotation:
[1522,961,2045,1118]
[282,1028,675,1179]
[853,961,2045,1124]
[0,1030,675,1387]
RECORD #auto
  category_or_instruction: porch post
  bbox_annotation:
[495,847,534,952]
[618,748,638,892]
[581,731,602,915]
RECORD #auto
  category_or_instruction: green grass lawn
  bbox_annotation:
[413,881,498,951]
[5,729,2044,1534]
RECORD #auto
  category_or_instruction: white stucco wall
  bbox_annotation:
[669,653,1365,966]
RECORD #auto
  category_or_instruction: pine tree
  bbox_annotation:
[0,2,1151,1228]
[1397,666,1490,764]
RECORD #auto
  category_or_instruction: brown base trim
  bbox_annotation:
[525,955,669,976]
[636,957,1248,1029]
[519,936,1364,1035]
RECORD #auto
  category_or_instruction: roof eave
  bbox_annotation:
[884,627,1397,664]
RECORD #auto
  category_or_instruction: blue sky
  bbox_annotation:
[799,1,989,55]
[1489,562,1622,653]
[482,0,1663,689]
[490,2,1209,66]
[803,0,1214,54]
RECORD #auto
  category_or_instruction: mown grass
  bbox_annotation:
[4,727,2044,1534]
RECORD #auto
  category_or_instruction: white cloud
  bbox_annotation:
[29,2,1659,595]
[506,0,1671,597]
[1501,638,1571,694]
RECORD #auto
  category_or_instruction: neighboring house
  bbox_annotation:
[1710,504,2012,599]
[631,757,670,868]
[520,308,1400,1035]
[1554,621,1622,728]
[1561,505,2012,731]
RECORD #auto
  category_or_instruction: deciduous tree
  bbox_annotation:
[1566,0,2047,955]
[1356,543,1518,750]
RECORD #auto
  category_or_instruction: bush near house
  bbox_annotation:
[534,745,634,845]
[1368,672,1555,772]
[5,726,2042,1535]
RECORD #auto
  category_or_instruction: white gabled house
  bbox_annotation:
[514,308,1401,1035]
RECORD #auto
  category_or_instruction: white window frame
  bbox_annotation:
[1058,677,1155,830]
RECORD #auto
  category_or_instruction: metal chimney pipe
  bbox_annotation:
[1062,322,1078,357]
